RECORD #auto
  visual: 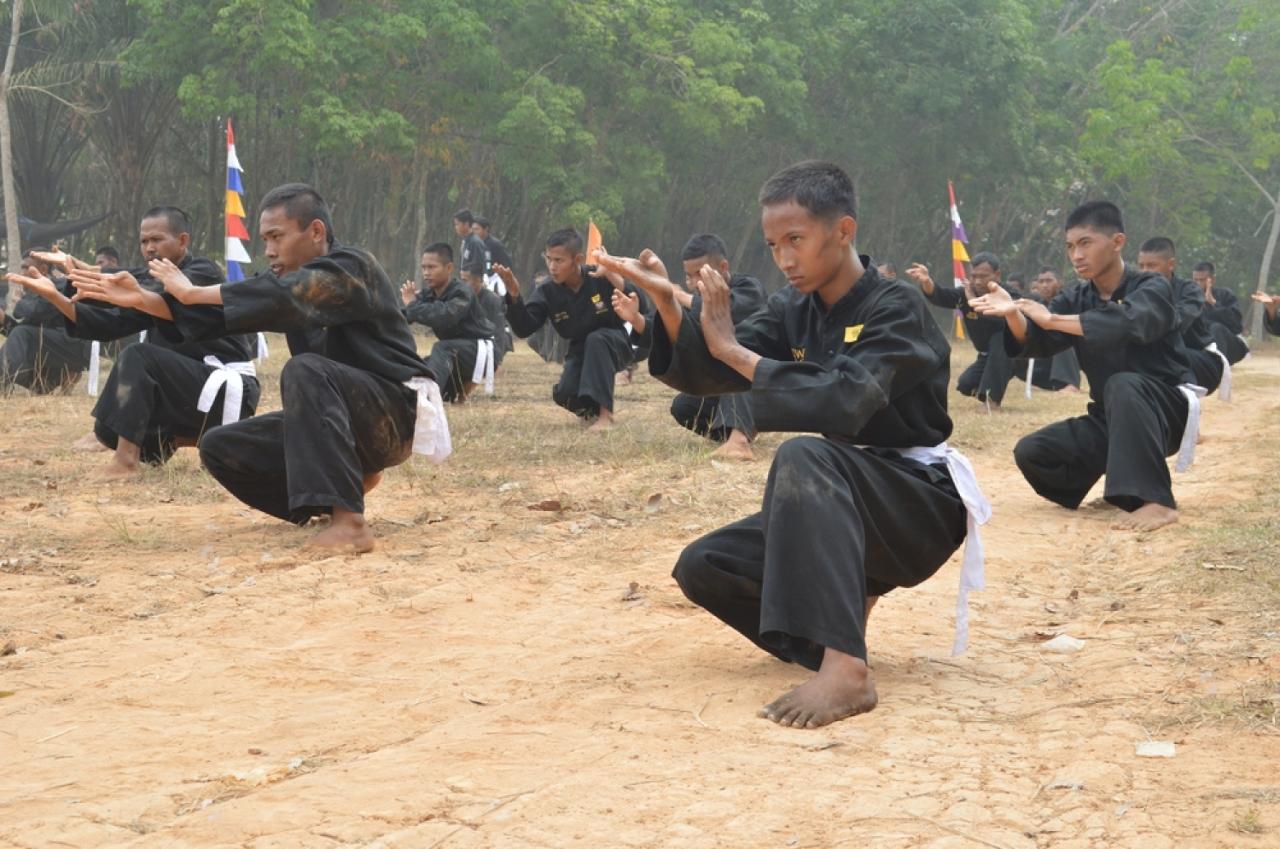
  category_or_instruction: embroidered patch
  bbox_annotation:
[844,324,864,343]
[791,347,806,361]
[591,294,602,303]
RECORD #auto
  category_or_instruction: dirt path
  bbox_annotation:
[2,344,1278,849]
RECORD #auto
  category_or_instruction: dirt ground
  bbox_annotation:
[2,335,1279,849]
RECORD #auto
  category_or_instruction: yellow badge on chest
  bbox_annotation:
[591,294,602,304]
[791,347,806,361]
[844,324,864,343]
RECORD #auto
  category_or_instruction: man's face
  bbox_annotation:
[970,261,1000,294]
[760,201,855,298]
[260,206,326,275]
[1065,226,1124,281]
[543,244,581,284]
[94,252,116,268]
[1192,269,1214,292]
[420,252,453,288]
[682,255,730,292]
[1031,271,1061,300]
[1136,251,1176,281]
[453,218,470,237]
[471,223,488,239]
[138,216,189,264]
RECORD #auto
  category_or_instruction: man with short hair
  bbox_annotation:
[1014,266,1081,392]
[453,209,488,291]
[0,250,91,393]
[1137,237,1227,396]
[1192,262,1248,363]
[94,246,122,271]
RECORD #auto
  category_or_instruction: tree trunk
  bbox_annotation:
[1,0,26,310]
[1249,194,1280,342]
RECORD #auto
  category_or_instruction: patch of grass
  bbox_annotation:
[1230,806,1265,835]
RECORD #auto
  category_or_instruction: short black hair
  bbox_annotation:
[758,160,857,221]
[141,206,191,237]
[681,233,729,262]
[454,208,475,225]
[1065,200,1124,235]
[970,251,1001,272]
[1036,265,1061,279]
[1193,261,1216,275]
[260,183,335,246]
[94,245,121,263]
[422,242,454,263]
[546,227,583,254]
[473,216,490,230]
[1139,237,1176,257]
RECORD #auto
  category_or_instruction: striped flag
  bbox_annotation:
[948,180,970,340]
[225,120,251,281]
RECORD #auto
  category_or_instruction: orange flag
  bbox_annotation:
[955,312,966,340]
[586,220,602,262]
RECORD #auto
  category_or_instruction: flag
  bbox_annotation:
[225,120,250,282]
[586,219,602,262]
[949,180,970,340]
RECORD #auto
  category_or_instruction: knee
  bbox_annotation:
[672,539,715,602]
[1103,372,1144,407]
[1013,432,1049,474]
[280,352,329,396]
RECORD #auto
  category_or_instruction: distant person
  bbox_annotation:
[1014,266,1080,392]
[453,209,488,290]
[94,245,122,271]
[1192,262,1248,364]
[907,252,1017,410]
[1137,237,1226,396]
[0,250,91,393]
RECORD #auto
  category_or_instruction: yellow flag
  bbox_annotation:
[955,311,966,341]
[586,220,602,261]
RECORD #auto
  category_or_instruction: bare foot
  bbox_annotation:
[977,398,1002,413]
[711,430,755,461]
[98,457,142,477]
[363,471,382,494]
[1111,502,1178,532]
[305,508,375,553]
[758,648,878,729]
[73,432,109,453]
[586,409,615,432]
[1083,497,1116,511]
[1056,385,1081,394]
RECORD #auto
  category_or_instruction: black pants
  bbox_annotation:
[1187,348,1224,395]
[672,437,967,667]
[553,328,632,418]
[199,353,417,524]
[1013,372,1188,511]
[0,325,90,394]
[670,392,756,442]
[1015,348,1082,391]
[424,338,481,403]
[956,343,1015,404]
[92,343,261,464]
[1209,324,1248,364]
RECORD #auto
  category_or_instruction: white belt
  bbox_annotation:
[1206,341,1231,402]
[888,442,991,656]
[484,272,506,297]
[471,339,495,395]
[1175,384,1208,473]
[404,376,452,462]
[88,341,101,396]
[1024,358,1034,399]
[197,356,256,426]
[139,330,147,343]
[256,332,269,362]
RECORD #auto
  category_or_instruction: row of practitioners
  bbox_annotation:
[3,165,1278,733]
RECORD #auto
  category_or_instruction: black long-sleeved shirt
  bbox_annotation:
[1005,264,1190,414]
[171,243,428,383]
[483,235,512,271]
[924,280,1012,352]
[459,233,487,276]
[404,278,494,340]
[650,259,952,448]
[1203,286,1244,335]
[1170,275,1213,352]
[506,268,638,344]
[67,254,255,364]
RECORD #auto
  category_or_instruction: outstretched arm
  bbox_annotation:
[3,271,76,323]
[592,248,682,344]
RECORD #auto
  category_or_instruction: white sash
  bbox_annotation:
[197,356,257,426]
[471,339,495,395]
[1206,342,1231,402]
[484,272,506,297]
[1174,384,1208,473]
[890,442,992,656]
[404,376,452,462]
[88,341,101,396]
[256,332,269,362]
[139,330,147,343]
[1024,358,1034,399]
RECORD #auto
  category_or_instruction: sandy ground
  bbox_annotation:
[2,336,1279,849]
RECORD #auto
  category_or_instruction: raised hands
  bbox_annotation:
[31,248,92,275]
[147,257,196,303]
[591,247,678,307]
[4,269,58,301]
[400,280,418,307]
[905,262,935,294]
[1252,291,1279,319]
[968,280,1020,317]
[492,263,520,300]
[692,264,738,356]
[68,268,145,309]
[611,289,643,326]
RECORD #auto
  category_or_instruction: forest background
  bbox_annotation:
[2,0,1278,331]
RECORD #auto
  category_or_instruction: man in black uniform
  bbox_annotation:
[1136,237,1225,396]
[121,184,434,553]
[972,201,1190,532]
[469,216,515,362]
[616,232,765,459]
[906,252,1016,410]
[1013,266,1081,393]
[1192,262,1248,364]
[453,209,489,291]
[0,251,91,393]
[34,208,260,474]
[595,161,986,729]
[495,228,640,430]
[1254,290,1280,336]
[400,242,495,403]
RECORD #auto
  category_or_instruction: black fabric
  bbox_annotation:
[92,343,260,463]
[651,259,952,447]
[552,327,633,418]
[1203,286,1244,335]
[1186,348,1224,394]
[0,324,90,394]
[424,338,481,403]
[1005,264,1190,416]
[1209,322,1248,364]
[673,437,966,666]
[954,342,1017,404]
[1014,348,1081,391]
[924,281,1014,352]
[459,233,487,275]
[670,392,755,442]
[1266,308,1280,337]
[476,287,512,364]
[483,234,513,270]
[1014,372,1187,511]
[404,278,494,340]
[199,354,417,523]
